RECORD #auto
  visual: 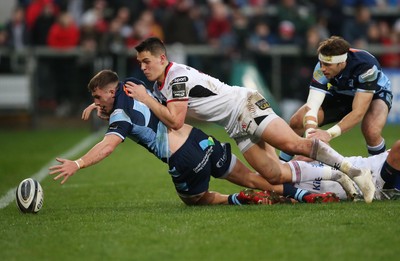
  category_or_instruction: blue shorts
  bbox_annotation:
[321,90,392,125]
[168,127,233,196]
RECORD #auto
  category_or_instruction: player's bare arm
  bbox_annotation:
[125,81,188,130]
[338,91,373,132]
[49,134,122,184]
[308,91,373,142]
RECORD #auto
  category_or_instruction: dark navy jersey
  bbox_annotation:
[105,78,169,162]
[310,48,392,96]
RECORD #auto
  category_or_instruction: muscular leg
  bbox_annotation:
[242,140,289,185]
[362,99,389,155]
[179,191,229,205]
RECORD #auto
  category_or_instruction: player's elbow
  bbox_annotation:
[169,119,185,130]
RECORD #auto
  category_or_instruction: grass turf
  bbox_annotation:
[0,123,399,261]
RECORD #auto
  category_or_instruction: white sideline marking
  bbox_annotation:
[0,129,104,209]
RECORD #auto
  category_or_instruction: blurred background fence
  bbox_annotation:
[1,0,400,129]
[1,44,400,129]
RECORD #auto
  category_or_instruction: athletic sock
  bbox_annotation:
[279,151,294,162]
[381,161,400,189]
[310,139,360,177]
[367,139,386,156]
[283,183,309,202]
[288,160,333,183]
[228,193,242,205]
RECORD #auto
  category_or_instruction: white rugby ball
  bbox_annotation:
[16,178,44,213]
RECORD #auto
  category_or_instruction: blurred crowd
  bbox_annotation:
[1,0,400,117]
[1,0,400,65]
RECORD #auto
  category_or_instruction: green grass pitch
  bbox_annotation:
[0,123,399,261]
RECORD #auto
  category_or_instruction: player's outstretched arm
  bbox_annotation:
[49,134,122,184]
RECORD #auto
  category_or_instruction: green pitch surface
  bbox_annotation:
[1,124,399,261]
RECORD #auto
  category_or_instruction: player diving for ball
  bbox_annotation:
[48,70,360,205]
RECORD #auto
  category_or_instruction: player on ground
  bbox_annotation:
[123,37,375,203]
[286,36,392,157]
[294,137,400,201]
[48,70,343,205]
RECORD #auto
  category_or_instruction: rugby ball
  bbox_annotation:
[15,178,44,213]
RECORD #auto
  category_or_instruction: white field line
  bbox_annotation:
[0,129,104,209]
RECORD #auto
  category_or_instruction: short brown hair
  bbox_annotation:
[87,70,119,92]
[135,37,167,56]
[317,36,350,56]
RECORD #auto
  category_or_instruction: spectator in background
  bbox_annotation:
[30,1,57,46]
[5,6,30,50]
[125,9,164,48]
[163,0,202,45]
[276,20,301,45]
[46,11,80,116]
[274,0,315,44]
[25,0,59,30]
[378,20,400,68]
[0,25,7,47]
[248,20,278,54]
[47,12,80,48]
[314,0,344,36]
[206,1,233,50]
[230,7,250,58]
[80,0,110,46]
[342,5,374,48]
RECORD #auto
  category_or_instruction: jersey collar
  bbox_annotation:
[158,62,173,90]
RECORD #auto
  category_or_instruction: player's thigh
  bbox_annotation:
[242,140,287,184]
[362,99,388,135]
[260,117,311,154]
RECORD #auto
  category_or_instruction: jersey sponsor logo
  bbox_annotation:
[359,66,378,82]
[172,83,187,98]
[312,177,322,191]
[313,69,325,81]
[171,76,189,84]
[255,99,270,110]
[216,144,228,168]
[193,146,213,173]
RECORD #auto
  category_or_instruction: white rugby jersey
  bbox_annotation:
[296,151,389,200]
[151,62,251,135]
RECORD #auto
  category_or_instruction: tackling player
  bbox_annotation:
[48,70,346,205]
[286,36,392,156]
[123,37,375,203]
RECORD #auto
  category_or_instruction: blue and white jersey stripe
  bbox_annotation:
[106,79,170,162]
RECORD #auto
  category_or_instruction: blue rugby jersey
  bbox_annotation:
[310,48,392,96]
[105,78,170,162]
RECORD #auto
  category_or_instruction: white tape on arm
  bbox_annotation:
[303,89,325,127]
[326,124,342,139]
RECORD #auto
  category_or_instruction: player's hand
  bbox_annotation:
[48,157,79,184]
[124,81,149,102]
[82,103,109,121]
[82,103,97,120]
[307,129,332,144]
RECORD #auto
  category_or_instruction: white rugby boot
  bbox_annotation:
[348,168,375,203]
[334,173,358,201]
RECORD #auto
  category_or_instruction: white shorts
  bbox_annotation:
[231,91,279,153]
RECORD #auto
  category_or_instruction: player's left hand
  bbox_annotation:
[49,157,79,184]
[307,129,332,143]
[124,81,149,102]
